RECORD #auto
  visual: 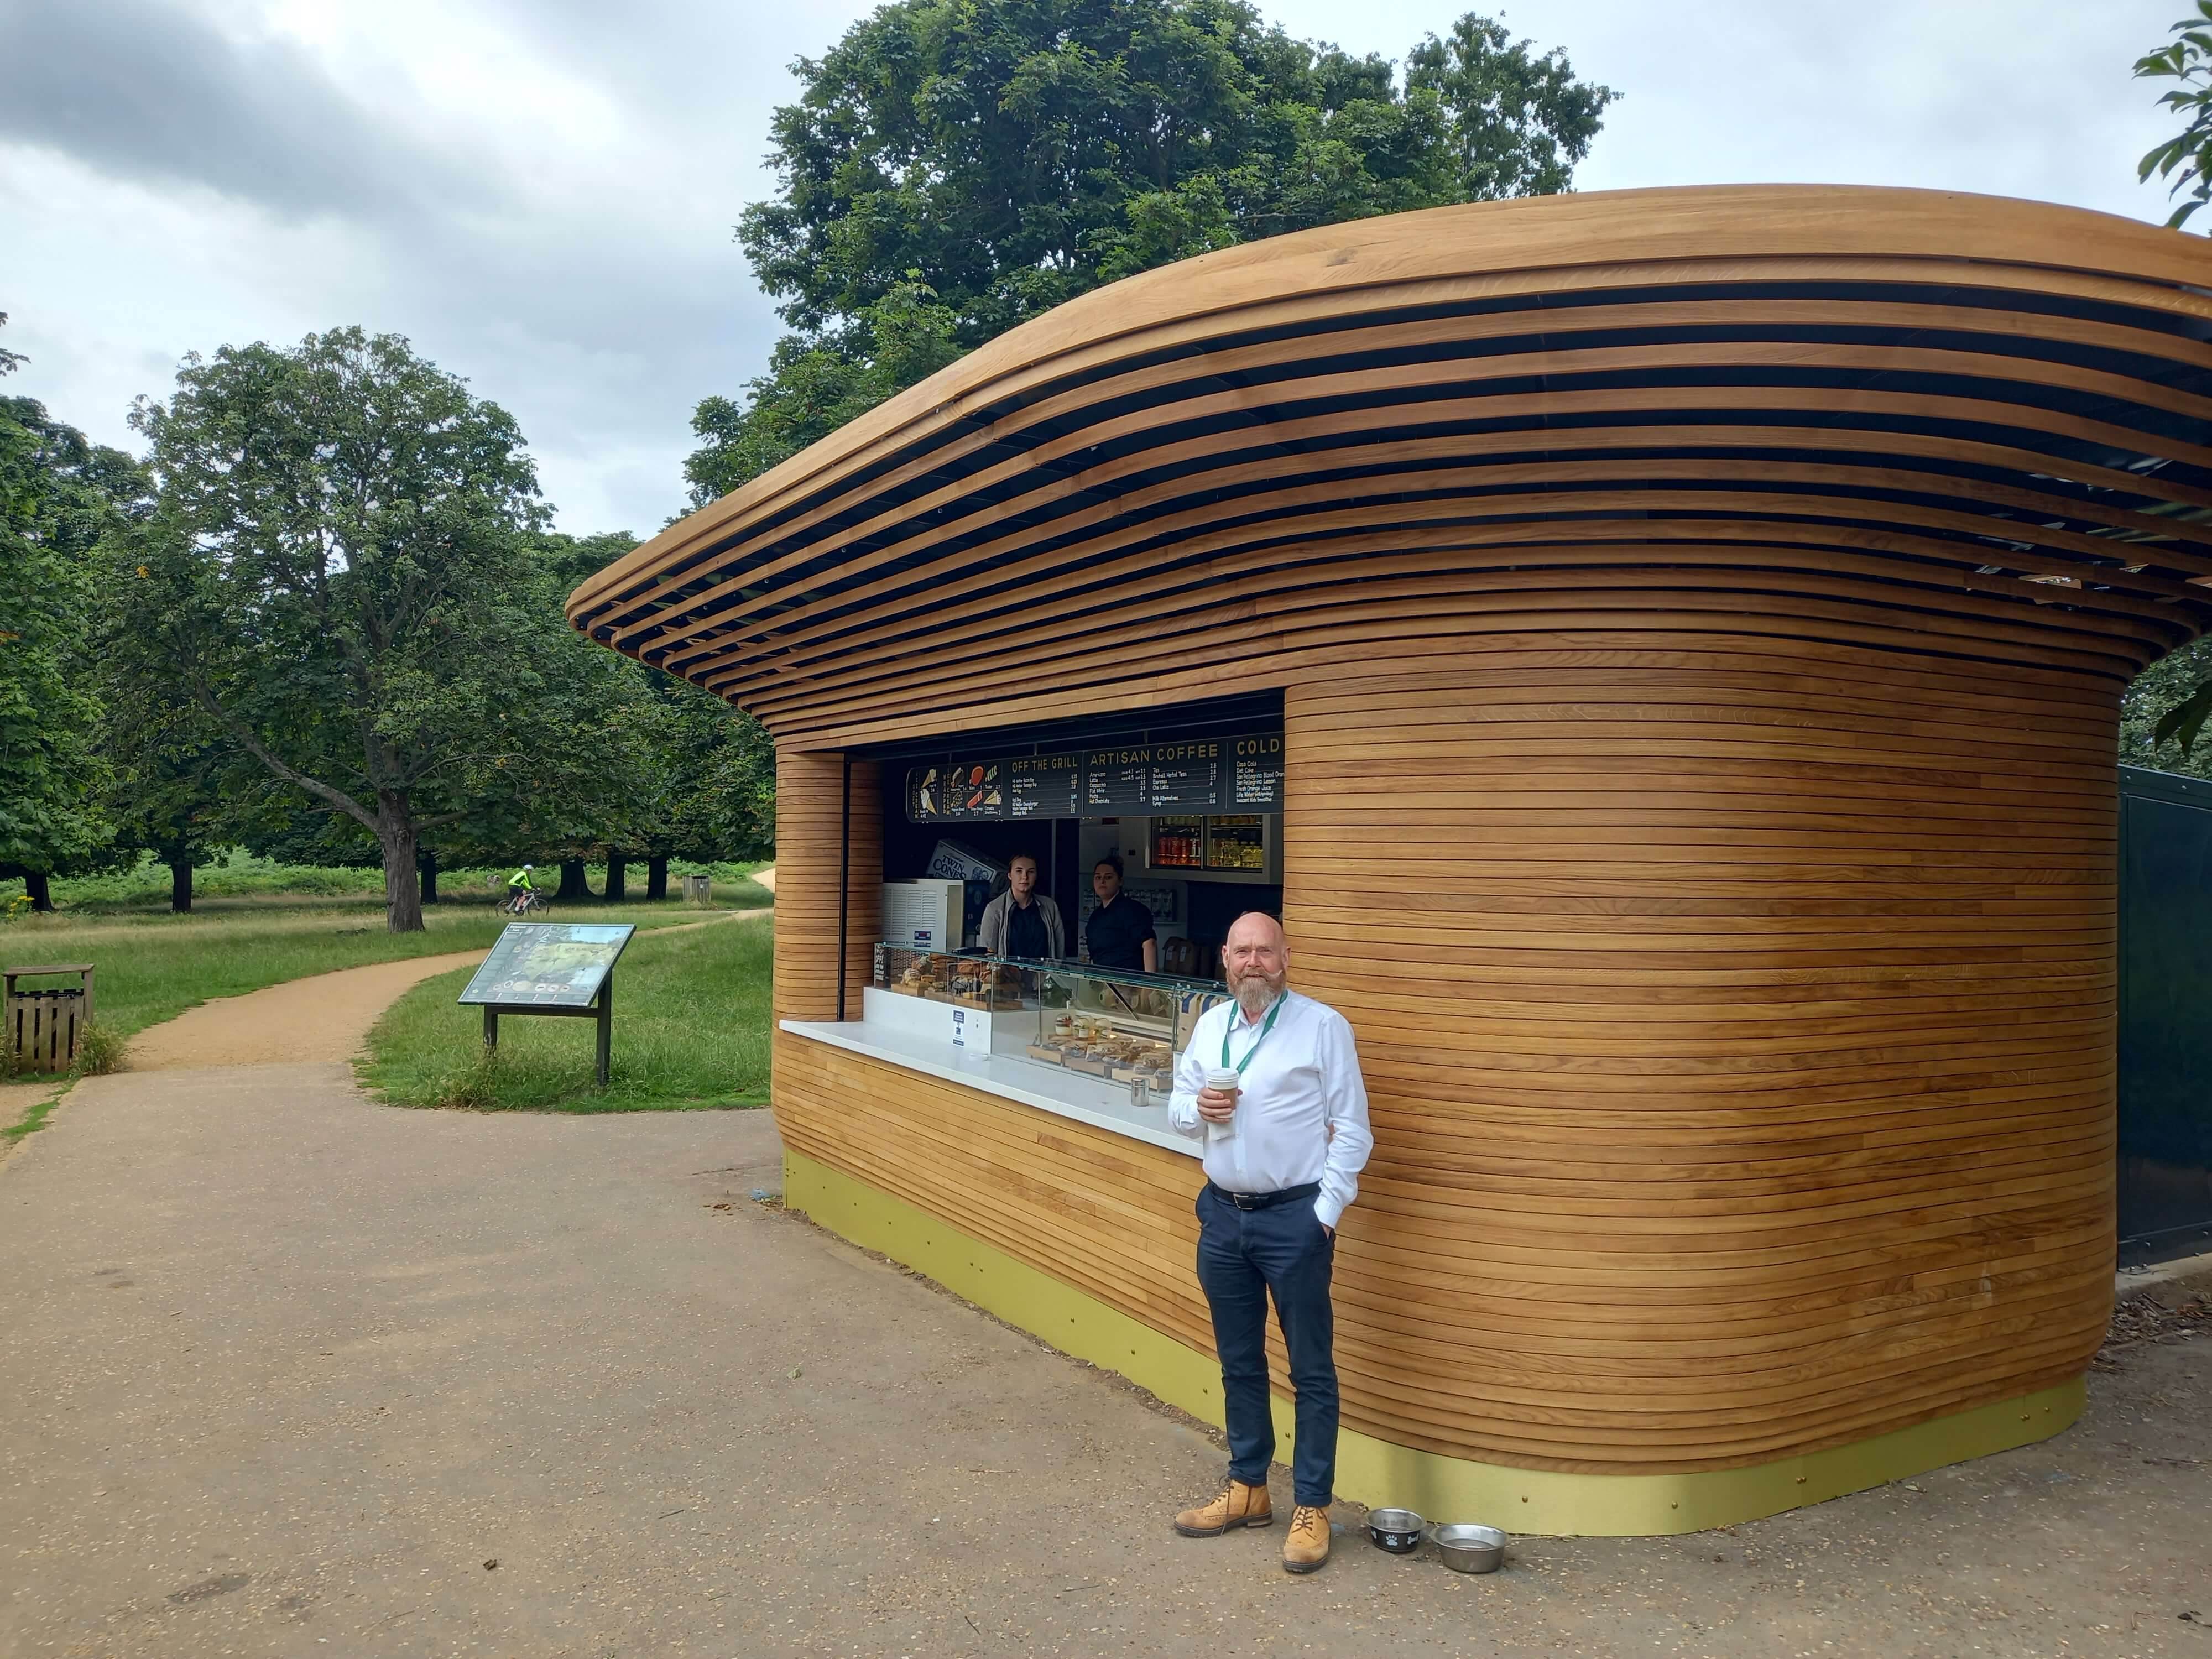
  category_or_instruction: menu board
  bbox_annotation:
[907,763,950,822]
[904,726,1286,822]
[1228,732,1286,811]
[458,923,634,1008]
[1008,751,1082,818]
[1085,745,1151,810]
[942,758,1005,820]
[1147,739,1222,810]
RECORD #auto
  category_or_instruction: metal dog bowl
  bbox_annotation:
[1366,1507,1426,1553]
[1429,1522,1507,1573]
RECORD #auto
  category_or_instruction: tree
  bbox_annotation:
[2137,1,2212,229]
[0,324,144,910]
[526,532,776,898]
[98,717,231,914]
[688,1,1614,500]
[2129,637,2212,777]
[620,679,778,898]
[116,328,587,933]
[2130,9,2212,760]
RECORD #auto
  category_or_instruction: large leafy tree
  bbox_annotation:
[689,1,1614,500]
[2130,9,2212,764]
[115,327,598,932]
[0,322,147,909]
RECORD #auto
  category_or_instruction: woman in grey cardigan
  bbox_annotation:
[976,853,1065,959]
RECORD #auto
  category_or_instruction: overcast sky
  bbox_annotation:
[1,0,2194,536]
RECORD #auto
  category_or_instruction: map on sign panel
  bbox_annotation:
[458,923,636,1008]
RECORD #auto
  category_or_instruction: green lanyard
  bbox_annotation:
[1220,994,1287,1076]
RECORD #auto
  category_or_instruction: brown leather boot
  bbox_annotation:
[1281,1504,1331,1573]
[1172,1478,1273,1536]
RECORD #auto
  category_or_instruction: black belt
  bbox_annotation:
[1208,1181,1321,1212]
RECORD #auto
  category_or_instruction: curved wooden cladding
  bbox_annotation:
[601,186,2152,1481]
[567,187,2212,751]
[770,750,880,1025]
[1280,640,2116,1471]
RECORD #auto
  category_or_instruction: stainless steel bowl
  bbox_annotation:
[1366,1507,1426,1553]
[1429,1522,1506,1573]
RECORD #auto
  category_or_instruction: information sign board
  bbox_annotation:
[459,923,635,1008]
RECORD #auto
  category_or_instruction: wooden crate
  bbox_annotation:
[3,964,95,1073]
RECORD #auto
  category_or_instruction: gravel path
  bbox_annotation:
[125,953,489,1070]
[0,947,2206,1655]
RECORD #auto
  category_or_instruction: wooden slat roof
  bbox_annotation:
[568,185,2212,745]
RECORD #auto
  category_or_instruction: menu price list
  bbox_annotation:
[1009,752,1082,818]
[1146,740,1221,811]
[1085,748,1150,810]
[1229,734,1285,811]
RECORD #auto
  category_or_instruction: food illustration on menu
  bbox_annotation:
[948,760,1003,816]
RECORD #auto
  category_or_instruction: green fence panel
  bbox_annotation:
[2117,765,2212,1266]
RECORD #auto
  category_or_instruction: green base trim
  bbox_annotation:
[785,1149,2086,1536]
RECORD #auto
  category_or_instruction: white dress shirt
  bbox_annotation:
[1168,988,1374,1230]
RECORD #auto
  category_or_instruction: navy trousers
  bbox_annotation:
[1194,1182,1339,1507]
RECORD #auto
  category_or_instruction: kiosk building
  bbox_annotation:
[568,186,2212,1533]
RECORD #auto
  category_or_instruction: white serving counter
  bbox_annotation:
[779,985,1198,1158]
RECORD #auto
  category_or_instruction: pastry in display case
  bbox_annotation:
[873,944,1025,1009]
[1021,963,1229,1098]
[870,946,1230,1099]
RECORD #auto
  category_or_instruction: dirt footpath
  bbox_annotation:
[125,951,488,1070]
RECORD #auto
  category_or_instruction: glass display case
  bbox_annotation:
[871,943,1229,1094]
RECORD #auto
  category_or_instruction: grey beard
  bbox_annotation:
[1234,978,1281,1017]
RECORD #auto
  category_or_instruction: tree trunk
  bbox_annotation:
[25,870,53,912]
[169,854,193,914]
[604,853,628,904]
[646,854,669,902]
[378,791,425,933]
[556,858,592,903]
[419,850,440,906]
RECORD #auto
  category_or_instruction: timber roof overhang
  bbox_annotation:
[567,185,2212,744]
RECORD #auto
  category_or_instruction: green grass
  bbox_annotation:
[0,883,771,1046]
[357,914,775,1113]
[17,849,773,914]
[1,1087,62,1146]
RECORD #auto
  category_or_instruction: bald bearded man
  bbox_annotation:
[1166,911,1373,1574]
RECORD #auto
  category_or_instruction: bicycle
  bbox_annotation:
[497,889,548,916]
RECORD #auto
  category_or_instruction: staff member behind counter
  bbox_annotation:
[976,854,1065,960]
[1086,855,1158,973]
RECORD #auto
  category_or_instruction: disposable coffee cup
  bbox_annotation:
[1203,1067,1241,1142]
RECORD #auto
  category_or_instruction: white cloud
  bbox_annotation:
[1,0,2195,535]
